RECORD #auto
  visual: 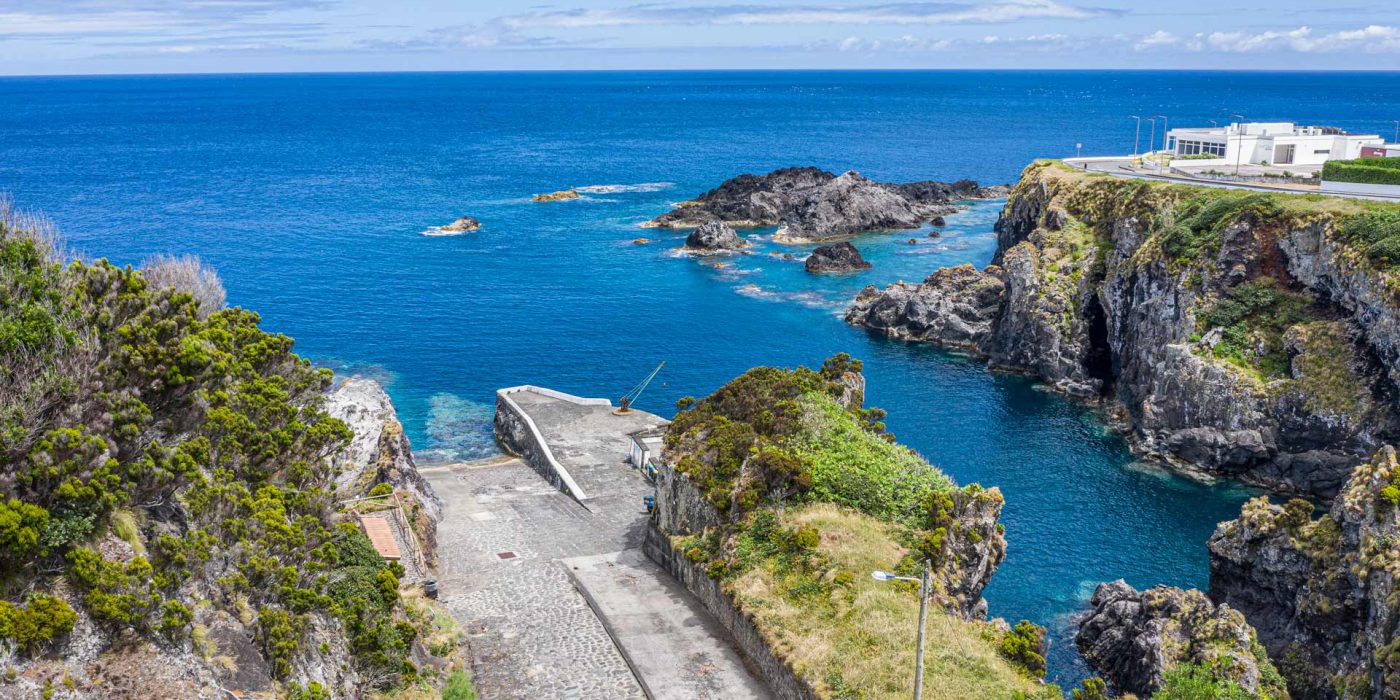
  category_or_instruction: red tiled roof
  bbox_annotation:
[358,516,402,561]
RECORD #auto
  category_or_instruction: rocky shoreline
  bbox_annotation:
[847,161,1400,500]
[646,166,1005,242]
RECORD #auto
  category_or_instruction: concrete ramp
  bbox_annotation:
[564,549,772,700]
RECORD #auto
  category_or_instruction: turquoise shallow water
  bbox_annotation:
[5,70,1397,687]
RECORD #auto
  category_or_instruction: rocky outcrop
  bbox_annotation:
[326,377,441,557]
[847,161,1400,497]
[684,221,750,253]
[848,264,1005,355]
[1209,445,1400,699]
[533,189,580,202]
[805,242,871,273]
[1076,580,1285,698]
[441,216,480,232]
[647,167,1002,241]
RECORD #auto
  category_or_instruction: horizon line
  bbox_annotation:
[6,66,1400,79]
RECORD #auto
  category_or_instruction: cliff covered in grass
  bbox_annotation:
[650,355,1057,699]
[849,161,1400,498]
[0,206,459,698]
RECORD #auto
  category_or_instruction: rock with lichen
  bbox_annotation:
[1076,580,1286,698]
[1209,444,1400,699]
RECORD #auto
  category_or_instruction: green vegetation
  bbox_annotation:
[1197,278,1313,378]
[1152,663,1258,700]
[1322,157,1400,186]
[1159,193,1285,267]
[0,204,431,691]
[666,357,1052,699]
[1334,210,1400,267]
[440,671,477,700]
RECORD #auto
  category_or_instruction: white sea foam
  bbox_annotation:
[575,182,675,194]
[420,227,467,237]
[733,283,839,310]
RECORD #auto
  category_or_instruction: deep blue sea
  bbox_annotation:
[5,70,1399,689]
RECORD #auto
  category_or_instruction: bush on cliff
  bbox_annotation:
[0,203,433,692]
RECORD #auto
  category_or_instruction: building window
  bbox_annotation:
[1314,149,1330,155]
[1176,139,1226,157]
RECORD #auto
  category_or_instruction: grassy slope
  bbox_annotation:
[667,359,1054,699]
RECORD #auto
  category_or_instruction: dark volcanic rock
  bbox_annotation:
[684,221,749,253]
[1209,445,1400,699]
[648,167,1003,242]
[805,242,872,273]
[1076,580,1283,698]
[847,161,1400,496]
[846,263,1006,355]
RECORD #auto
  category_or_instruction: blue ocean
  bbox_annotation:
[5,70,1398,688]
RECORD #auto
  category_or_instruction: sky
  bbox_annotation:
[2,0,1400,75]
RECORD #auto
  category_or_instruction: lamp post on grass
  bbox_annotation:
[1129,115,1143,158]
[1230,114,1247,176]
[873,564,931,700]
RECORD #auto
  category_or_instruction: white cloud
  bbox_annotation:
[501,0,1111,30]
[1134,30,1180,50]
[1201,24,1400,53]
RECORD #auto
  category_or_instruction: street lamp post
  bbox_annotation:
[1146,117,1158,164]
[1393,120,1399,145]
[1129,115,1143,157]
[1230,114,1247,176]
[1153,114,1170,157]
[873,564,932,700]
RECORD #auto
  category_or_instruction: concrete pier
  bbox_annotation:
[425,387,769,700]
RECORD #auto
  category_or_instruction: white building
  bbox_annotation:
[1164,122,1383,171]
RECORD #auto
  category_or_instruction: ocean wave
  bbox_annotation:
[733,283,840,311]
[420,227,467,237]
[575,182,675,194]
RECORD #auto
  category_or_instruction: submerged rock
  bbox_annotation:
[1209,445,1400,699]
[1076,580,1284,698]
[647,166,1003,241]
[533,189,580,202]
[684,221,749,253]
[633,238,651,245]
[804,242,871,273]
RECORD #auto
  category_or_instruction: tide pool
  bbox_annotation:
[7,70,1392,687]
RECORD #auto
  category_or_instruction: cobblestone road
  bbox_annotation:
[423,453,657,700]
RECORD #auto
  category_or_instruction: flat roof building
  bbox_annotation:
[1165,122,1383,172]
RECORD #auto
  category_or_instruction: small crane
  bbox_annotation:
[618,361,665,414]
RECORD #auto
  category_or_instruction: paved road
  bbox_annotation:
[1068,157,1400,202]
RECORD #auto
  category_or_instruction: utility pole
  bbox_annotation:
[871,563,933,700]
[1129,115,1143,157]
[914,564,930,700]
[1393,119,1399,145]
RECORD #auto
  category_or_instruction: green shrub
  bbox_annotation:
[1072,677,1109,700]
[442,671,478,700]
[0,594,77,651]
[1154,662,1257,699]
[998,620,1047,677]
[367,483,393,498]
[1323,158,1400,186]
[1199,278,1312,377]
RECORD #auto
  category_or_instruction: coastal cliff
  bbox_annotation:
[1208,445,1400,699]
[849,161,1400,497]
[647,167,1005,242]
[644,355,1058,698]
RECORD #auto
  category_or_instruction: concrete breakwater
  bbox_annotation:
[643,457,820,700]
[492,385,603,502]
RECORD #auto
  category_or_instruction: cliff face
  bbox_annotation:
[849,161,1400,497]
[1208,446,1400,699]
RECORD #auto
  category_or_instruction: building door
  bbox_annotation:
[1274,144,1295,165]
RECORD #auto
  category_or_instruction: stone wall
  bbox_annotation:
[492,388,589,501]
[643,458,817,700]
